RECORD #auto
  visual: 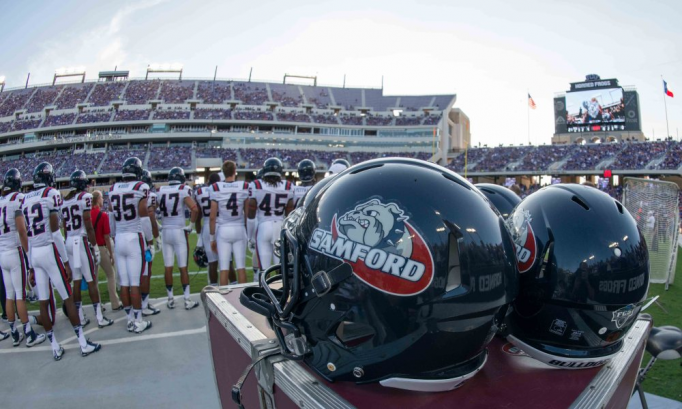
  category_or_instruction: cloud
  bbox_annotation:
[26,0,169,84]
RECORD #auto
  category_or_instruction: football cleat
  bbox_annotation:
[0,330,9,341]
[81,317,91,328]
[134,320,152,334]
[98,317,114,328]
[184,299,199,310]
[167,297,175,309]
[81,340,102,357]
[142,305,160,316]
[53,345,65,361]
[26,333,46,348]
[126,321,135,333]
[11,330,24,347]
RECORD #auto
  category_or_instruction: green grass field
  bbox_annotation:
[23,234,682,401]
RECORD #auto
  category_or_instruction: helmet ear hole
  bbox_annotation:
[335,321,375,348]
[615,201,624,214]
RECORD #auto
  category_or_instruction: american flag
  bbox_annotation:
[528,93,537,110]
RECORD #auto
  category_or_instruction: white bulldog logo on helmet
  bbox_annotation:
[337,199,413,258]
[309,198,434,296]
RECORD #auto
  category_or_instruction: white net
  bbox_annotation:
[622,177,679,287]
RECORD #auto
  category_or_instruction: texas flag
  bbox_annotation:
[664,80,674,98]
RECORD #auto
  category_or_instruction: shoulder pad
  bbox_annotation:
[10,192,19,201]
[41,187,53,198]
[109,185,115,192]
[285,181,292,190]
[254,180,262,190]
[178,185,185,190]
[212,183,219,192]
[133,182,145,191]
[243,182,249,190]
[77,192,86,200]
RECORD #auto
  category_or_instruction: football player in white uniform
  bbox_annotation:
[0,169,46,347]
[246,158,294,282]
[293,159,316,207]
[20,162,101,360]
[195,173,221,286]
[157,167,199,310]
[140,170,160,317]
[109,157,154,333]
[62,170,113,329]
[209,161,250,285]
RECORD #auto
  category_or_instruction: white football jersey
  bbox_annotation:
[249,179,294,223]
[0,192,24,250]
[148,191,158,209]
[195,186,212,219]
[157,184,192,229]
[21,187,62,248]
[109,181,149,234]
[292,184,313,207]
[61,191,93,238]
[210,181,250,226]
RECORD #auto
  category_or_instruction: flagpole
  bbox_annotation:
[527,90,530,145]
[662,75,670,139]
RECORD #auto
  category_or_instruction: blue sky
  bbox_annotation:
[1,0,680,147]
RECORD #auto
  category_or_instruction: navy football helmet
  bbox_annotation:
[241,158,518,391]
[3,169,22,192]
[332,158,351,168]
[297,159,315,183]
[122,157,143,180]
[475,183,521,219]
[262,158,283,177]
[505,184,649,369]
[33,162,55,188]
[193,247,208,268]
[168,167,186,185]
[69,170,89,192]
[141,169,153,188]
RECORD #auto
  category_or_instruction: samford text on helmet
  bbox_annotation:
[241,158,518,392]
[505,184,649,369]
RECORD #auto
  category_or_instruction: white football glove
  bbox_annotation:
[90,245,101,265]
[196,234,204,248]
[147,243,156,261]
[183,225,193,233]
[248,240,256,254]
[154,240,161,253]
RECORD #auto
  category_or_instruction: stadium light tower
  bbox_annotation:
[53,67,86,85]
[0,76,5,93]
[146,63,183,80]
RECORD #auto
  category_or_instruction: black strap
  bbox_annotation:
[232,349,281,409]
[302,262,353,302]
[93,211,103,231]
